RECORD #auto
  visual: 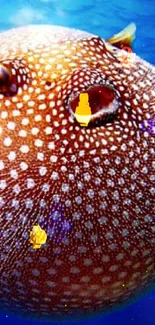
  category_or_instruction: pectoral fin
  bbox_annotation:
[106,23,136,50]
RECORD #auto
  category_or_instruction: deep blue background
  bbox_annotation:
[0,0,155,324]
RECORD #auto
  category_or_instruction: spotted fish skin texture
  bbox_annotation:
[0,25,155,320]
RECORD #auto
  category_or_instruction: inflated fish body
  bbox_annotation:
[0,24,154,320]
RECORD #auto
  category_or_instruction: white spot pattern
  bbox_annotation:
[0,25,154,320]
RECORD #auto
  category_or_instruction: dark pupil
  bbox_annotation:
[0,67,10,87]
[70,86,115,115]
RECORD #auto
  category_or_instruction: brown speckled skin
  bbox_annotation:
[0,25,154,320]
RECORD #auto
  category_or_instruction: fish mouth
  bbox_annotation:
[0,59,30,96]
[66,81,120,128]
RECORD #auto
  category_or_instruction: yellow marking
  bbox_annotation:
[75,93,92,127]
[30,224,47,249]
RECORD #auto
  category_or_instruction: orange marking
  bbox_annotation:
[121,45,133,53]
[119,46,135,68]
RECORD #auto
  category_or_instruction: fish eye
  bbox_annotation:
[68,84,120,126]
[0,64,11,91]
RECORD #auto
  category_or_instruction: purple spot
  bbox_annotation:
[47,227,55,238]
[50,210,62,221]
[62,220,72,232]
[40,201,72,243]
[140,118,155,135]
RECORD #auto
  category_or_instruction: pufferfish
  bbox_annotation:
[0,22,154,321]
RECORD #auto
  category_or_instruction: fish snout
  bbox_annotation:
[0,59,30,96]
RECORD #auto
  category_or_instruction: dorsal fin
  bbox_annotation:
[106,23,136,50]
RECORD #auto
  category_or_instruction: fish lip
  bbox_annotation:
[66,81,121,126]
[0,59,30,97]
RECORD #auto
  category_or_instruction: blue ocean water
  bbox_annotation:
[0,0,154,324]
